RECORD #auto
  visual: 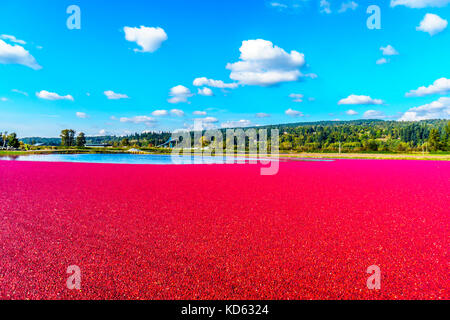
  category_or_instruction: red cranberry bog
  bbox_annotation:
[0,159,448,300]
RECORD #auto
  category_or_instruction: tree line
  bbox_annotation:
[272,119,450,152]
[14,119,450,153]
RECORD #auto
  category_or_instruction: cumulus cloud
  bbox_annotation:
[104,90,129,100]
[338,94,384,105]
[285,108,304,117]
[193,77,238,89]
[0,39,41,70]
[119,115,156,126]
[416,13,448,35]
[390,0,450,8]
[170,109,185,116]
[380,45,399,56]
[193,110,207,115]
[399,97,450,120]
[406,77,450,97]
[338,1,358,13]
[0,34,26,45]
[168,85,193,103]
[289,93,304,102]
[36,90,74,101]
[362,110,386,119]
[320,0,332,13]
[76,112,88,118]
[151,110,168,116]
[221,119,252,128]
[346,109,359,115]
[226,39,307,86]
[197,87,214,96]
[123,26,167,52]
[255,112,271,118]
[376,58,389,65]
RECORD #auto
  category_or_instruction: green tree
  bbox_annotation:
[76,132,86,147]
[1,131,8,148]
[444,121,450,150]
[7,132,20,148]
[121,138,130,146]
[428,129,441,151]
[363,139,378,151]
[60,129,76,147]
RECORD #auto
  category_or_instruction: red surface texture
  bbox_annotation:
[0,159,448,299]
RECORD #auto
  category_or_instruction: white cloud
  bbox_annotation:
[185,117,219,131]
[119,115,156,126]
[390,0,450,8]
[202,117,219,123]
[168,85,193,103]
[104,90,129,100]
[1,97,8,101]
[255,112,271,118]
[0,34,26,45]
[188,117,219,130]
[363,110,386,119]
[346,109,359,115]
[123,26,167,52]
[36,90,74,101]
[338,1,358,13]
[285,108,304,117]
[99,129,109,135]
[76,112,88,119]
[0,39,41,70]
[376,57,389,65]
[338,94,384,105]
[289,93,304,102]
[320,0,332,13]
[221,119,252,128]
[399,97,450,120]
[193,77,238,89]
[12,89,28,96]
[416,13,448,35]
[226,39,306,86]
[151,110,168,116]
[193,111,207,115]
[380,45,399,56]
[170,109,185,116]
[270,2,288,8]
[406,77,450,97]
[305,73,318,79]
[197,87,214,96]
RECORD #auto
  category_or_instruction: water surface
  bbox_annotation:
[0,153,333,164]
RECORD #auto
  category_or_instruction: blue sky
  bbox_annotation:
[1,0,449,137]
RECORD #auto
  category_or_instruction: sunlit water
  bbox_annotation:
[0,153,334,164]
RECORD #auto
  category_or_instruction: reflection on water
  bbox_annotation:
[0,153,333,165]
